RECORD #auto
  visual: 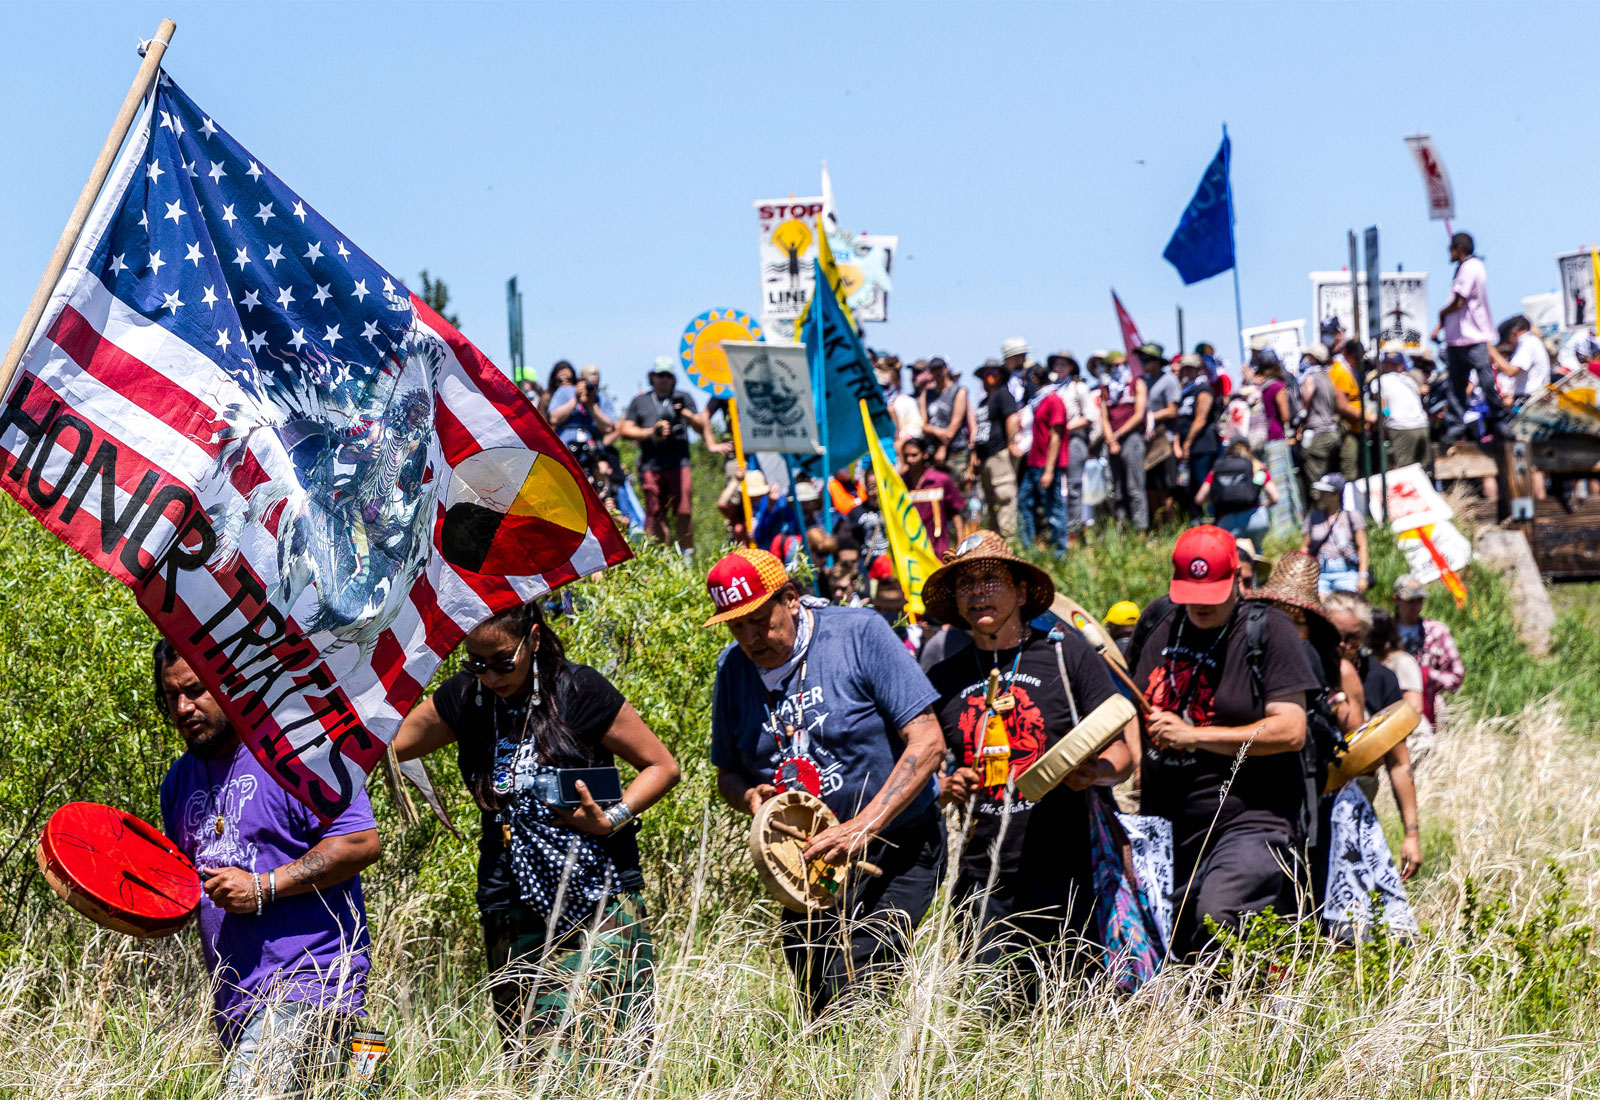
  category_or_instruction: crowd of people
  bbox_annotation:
[159,232,1594,1094]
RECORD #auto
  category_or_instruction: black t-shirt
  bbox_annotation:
[432,662,635,911]
[1132,601,1319,846]
[624,387,698,470]
[1357,653,1403,715]
[1176,379,1220,456]
[929,632,1116,886]
[973,385,1018,460]
[848,503,888,563]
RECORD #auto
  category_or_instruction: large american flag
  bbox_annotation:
[0,72,631,819]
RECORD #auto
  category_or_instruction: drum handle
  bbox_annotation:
[768,820,883,877]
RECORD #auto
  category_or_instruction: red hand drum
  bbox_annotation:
[36,802,201,938]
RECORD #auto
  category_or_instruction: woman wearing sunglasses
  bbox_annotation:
[393,600,679,1062]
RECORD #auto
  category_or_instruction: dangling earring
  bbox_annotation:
[531,663,542,707]
[475,679,483,706]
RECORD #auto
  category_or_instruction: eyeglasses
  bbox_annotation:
[462,637,525,676]
[1338,631,1365,646]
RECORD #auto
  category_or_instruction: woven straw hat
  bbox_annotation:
[1249,552,1327,620]
[920,530,1056,628]
[1248,551,1339,682]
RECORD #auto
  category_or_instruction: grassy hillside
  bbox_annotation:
[2,487,1599,1097]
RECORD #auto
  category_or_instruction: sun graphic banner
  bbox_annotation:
[0,72,630,820]
[678,308,762,398]
[722,341,821,454]
[861,401,940,618]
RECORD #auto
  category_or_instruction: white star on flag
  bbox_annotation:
[147,249,165,275]
[312,283,332,306]
[276,286,295,308]
[264,244,285,268]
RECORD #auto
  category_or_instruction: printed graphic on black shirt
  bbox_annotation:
[953,680,1048,798]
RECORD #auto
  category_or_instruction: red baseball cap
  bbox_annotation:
[1169,525,1239,605]
[703,547,792,626]
[868,553,895,582]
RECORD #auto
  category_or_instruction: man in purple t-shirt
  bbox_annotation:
[155,640,380,1094]
[1431,230,1505,442]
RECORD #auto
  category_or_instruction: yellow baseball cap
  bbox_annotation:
[1103,600,1141,628]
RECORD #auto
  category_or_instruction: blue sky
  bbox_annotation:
[3,2,1597,399]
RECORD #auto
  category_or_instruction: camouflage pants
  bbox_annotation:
[482,891,654,1061]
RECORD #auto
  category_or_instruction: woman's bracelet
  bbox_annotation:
[268,869,277,904]
[604,801,636,831]
[252,872,263,916]
[1404,823,1421,835]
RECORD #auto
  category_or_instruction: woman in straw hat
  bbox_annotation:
[1250,557,1419,940]
[923,532,1147,995]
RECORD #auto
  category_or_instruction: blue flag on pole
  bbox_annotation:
[799,257,894,473]
[1163,132,1235,285]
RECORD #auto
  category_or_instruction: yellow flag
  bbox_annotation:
[793,217,857,338]
[860,400,941,617]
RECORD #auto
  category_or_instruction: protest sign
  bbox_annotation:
[1346,464,1456,532]
[722,341,822,455]
[755,197,825,342]
[1311,271,1429,349]
[755,197,896,339]
[1347,464,1469,605]
[1240,319,1305,366]
[679,309,763,397]
[1558,250,1595,328]
[1403,135,1455,221]
[1522,292,1564,338]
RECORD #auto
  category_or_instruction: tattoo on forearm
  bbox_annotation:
[880,750,920,805]
[287,849,328,888]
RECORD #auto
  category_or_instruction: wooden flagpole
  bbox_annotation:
[0,18,176,400]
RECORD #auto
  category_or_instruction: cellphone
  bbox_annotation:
[541,767,623,807]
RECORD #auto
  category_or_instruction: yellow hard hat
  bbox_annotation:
[1103,600,1141,628]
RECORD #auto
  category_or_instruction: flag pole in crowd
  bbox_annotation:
[1223,125,1245,368]
[727,397,756,545]
[0,19,176,397]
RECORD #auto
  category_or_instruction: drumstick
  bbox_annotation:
[769,820,883,877]
[1085,636,1152,716]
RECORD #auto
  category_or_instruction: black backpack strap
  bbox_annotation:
[1243,601,1270,711]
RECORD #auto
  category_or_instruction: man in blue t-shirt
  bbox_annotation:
[704,547,944,1017]
[155,640,381,1094]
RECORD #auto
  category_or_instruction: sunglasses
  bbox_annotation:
[461,637,525,676]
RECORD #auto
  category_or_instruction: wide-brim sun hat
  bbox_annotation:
[920,530,1056,628]
[1247,551,1341,679]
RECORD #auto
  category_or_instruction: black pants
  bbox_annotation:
[1445,343,1505,440]
[780,813,944,1018]
[952,869,1097,1003]
[1170,823,1302,959]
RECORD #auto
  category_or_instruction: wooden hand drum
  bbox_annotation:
[37,802,201,938]
[749,789,845,913]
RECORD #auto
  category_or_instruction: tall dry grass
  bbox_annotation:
[4,701,1598,1100]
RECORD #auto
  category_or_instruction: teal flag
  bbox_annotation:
[800,257,894,473]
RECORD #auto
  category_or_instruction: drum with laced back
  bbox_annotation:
[748,790,884,913]
[36,802,201,938]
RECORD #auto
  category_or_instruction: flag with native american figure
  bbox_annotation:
[0,72,631,820]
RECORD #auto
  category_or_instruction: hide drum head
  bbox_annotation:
[749,789,842,913]
[1325,701,1421,793]
[37,802,200,938]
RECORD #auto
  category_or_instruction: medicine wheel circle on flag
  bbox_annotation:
[680,308,763,397]
[440,447,591,575]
